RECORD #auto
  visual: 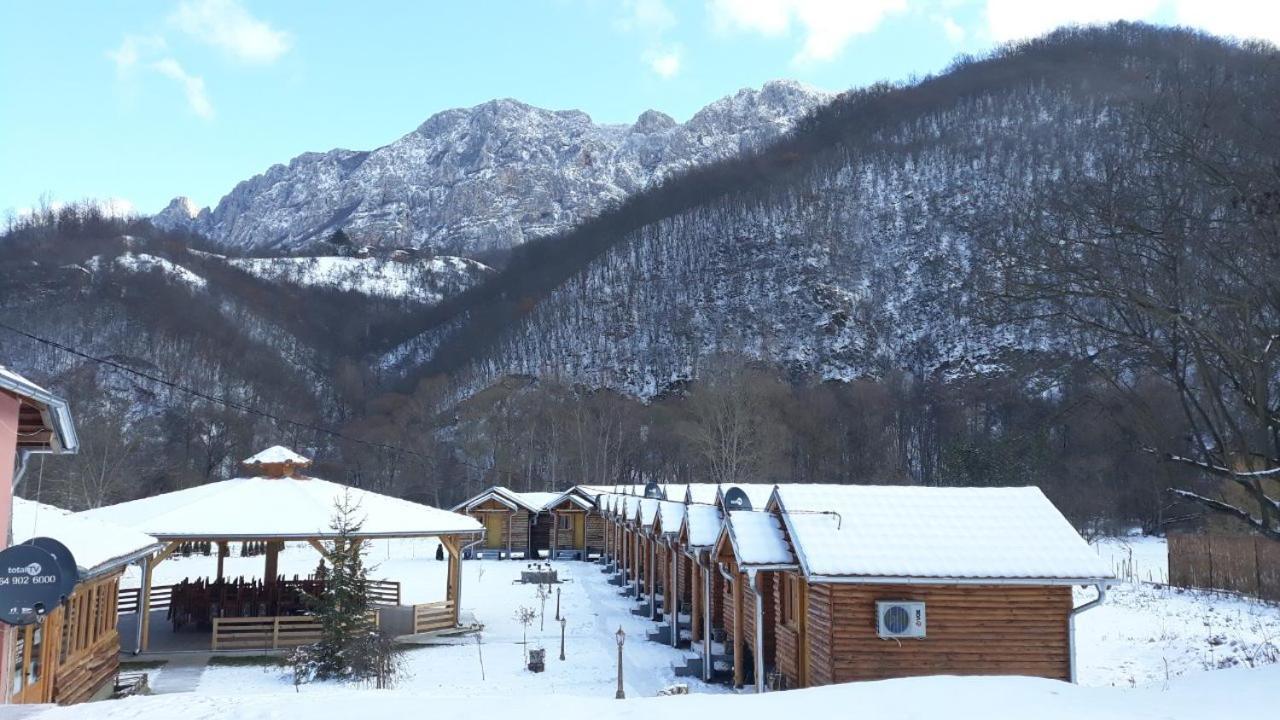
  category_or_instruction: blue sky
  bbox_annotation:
[1,1,1275,217]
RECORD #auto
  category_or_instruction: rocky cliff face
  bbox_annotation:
[155,81,831,256]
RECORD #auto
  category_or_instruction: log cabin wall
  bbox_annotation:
[585,513,606,554]
[773,570,807,689]
[805,582,1073,685]
[508,509,531,554]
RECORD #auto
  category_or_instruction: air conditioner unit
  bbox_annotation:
[876,601,926,639]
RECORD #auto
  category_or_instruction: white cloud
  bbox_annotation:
[646,47,683,77]
[709,0,909,64]
[620,0,677,33]
[939,16,966,43]
[152,58,214,119]
[1172,0,1280,45]
[107,35,166,73]
[170,0,291,64]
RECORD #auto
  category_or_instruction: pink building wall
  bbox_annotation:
[0,390,19,700]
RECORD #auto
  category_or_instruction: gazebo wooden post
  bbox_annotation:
[216,541,228,581]
[440,535,463,625]
[139,541,181,653]
[264,540,281,584]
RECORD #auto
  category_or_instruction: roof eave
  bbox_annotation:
[804,574,1117,586]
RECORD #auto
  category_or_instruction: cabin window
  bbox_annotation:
[780,574,800,628]
[558,514,572,531]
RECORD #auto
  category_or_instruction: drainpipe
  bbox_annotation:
[749,569,765,694]
[649,536,658,620]
[1068,583,1107,683]
[701,554,713,682]
[669,542,679,646]
[133,555,150,655]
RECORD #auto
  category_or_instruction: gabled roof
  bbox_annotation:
[717,510,796,568]
[684,484,721,505]
[546,489,593,511]
[451,486,559,513]
[717,484,777,511]
[634,498,660,528]
[655,500,686,536]
[770,485,1113,582]
[0,364,78,454]
[681,504,723,548]
[84,475,482,541]
[17,498,162,578]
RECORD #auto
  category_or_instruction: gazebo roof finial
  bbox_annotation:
[242,445,312,478]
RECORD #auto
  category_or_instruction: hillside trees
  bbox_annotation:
[999,69,1280,538]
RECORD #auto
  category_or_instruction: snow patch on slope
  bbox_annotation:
[227,255,491,304]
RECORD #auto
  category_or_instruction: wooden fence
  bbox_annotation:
[211,612,379,651]
[117,579,399,614]
[1168,533,1280,602]
[412,601,456,634]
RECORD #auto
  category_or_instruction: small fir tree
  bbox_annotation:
[290,491,403,688]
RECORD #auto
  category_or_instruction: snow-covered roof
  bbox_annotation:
[720,510,795,567]
[772,485,1113,582]
[685,484,721,505]
[452,486,559,513]
[682,504,723,548]
[718,484,777,510]
[243,445,311,466]
[546,490,593,511]
[84,476,483,540]
[15,498,161,578]
[635,498,659,528]
[655,500,686,535]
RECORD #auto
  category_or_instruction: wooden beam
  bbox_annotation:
[152,540,182,568]
[216,541,228,581]
[307,538,339,564]
[264,540,282,584]
[733,571,744,689]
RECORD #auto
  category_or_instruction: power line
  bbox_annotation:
[0,320,483,471]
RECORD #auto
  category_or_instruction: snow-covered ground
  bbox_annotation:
[35,534,1273,720]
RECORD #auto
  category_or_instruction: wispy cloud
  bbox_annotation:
[708,0,909,65]
[169,0,292,64]
[152,58,214,119]
[618,0,685,78]
[645,46,683,78]
[107,35,214,119]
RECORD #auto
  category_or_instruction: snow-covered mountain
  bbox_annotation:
[152,81,831,255]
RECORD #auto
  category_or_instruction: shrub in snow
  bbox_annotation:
[290,491,404,689]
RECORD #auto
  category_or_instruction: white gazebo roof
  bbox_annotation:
[15,498,162,578]
[83,475,483,541]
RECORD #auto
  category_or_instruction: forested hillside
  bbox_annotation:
[3,23,1274,537]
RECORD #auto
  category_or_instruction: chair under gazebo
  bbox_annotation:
[83,446,483,653]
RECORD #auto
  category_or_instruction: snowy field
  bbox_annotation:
[20,535,1276,719]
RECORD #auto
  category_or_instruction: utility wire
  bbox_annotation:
[0,320,483,471]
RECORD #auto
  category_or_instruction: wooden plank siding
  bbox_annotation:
[464,498,531,555]
[800,583,1073,685]
[585,513,607,554]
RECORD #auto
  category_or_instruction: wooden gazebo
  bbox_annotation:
[83,446,483,653]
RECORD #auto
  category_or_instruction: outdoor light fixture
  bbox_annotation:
[615,626,626,699]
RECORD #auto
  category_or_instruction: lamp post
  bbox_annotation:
[615,626,626,699]
[560,617,567,660]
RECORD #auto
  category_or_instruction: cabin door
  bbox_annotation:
[572,514,585,549]
[482,513,505,549]
[8,612,58,704]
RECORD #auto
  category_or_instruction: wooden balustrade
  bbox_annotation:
[412,601,456,634]
[212,612,378,651]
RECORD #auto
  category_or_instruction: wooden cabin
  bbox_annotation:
[545,489,606,560]
[712,509,795,690]
[762,485,1114,690]
[675,503,724,679]
[9,498,161,704]
[451,487,559,559]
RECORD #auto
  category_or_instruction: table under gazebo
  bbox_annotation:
[84,446,484,653]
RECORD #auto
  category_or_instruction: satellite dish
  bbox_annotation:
[25,537,79,604]
[0,544,66,626]
[723,487,752,511]
[643,481,664,499]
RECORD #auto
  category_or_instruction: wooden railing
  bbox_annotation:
[117,585,173,614]
[118,579,399,614]
[211,612,379,651]
[412,601,456,634]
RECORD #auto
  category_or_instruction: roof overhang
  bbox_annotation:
[147,528,486,542]
[0,367,78,455]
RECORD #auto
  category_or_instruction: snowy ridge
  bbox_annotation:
[154,81,832,254]
[227,255,492,303]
